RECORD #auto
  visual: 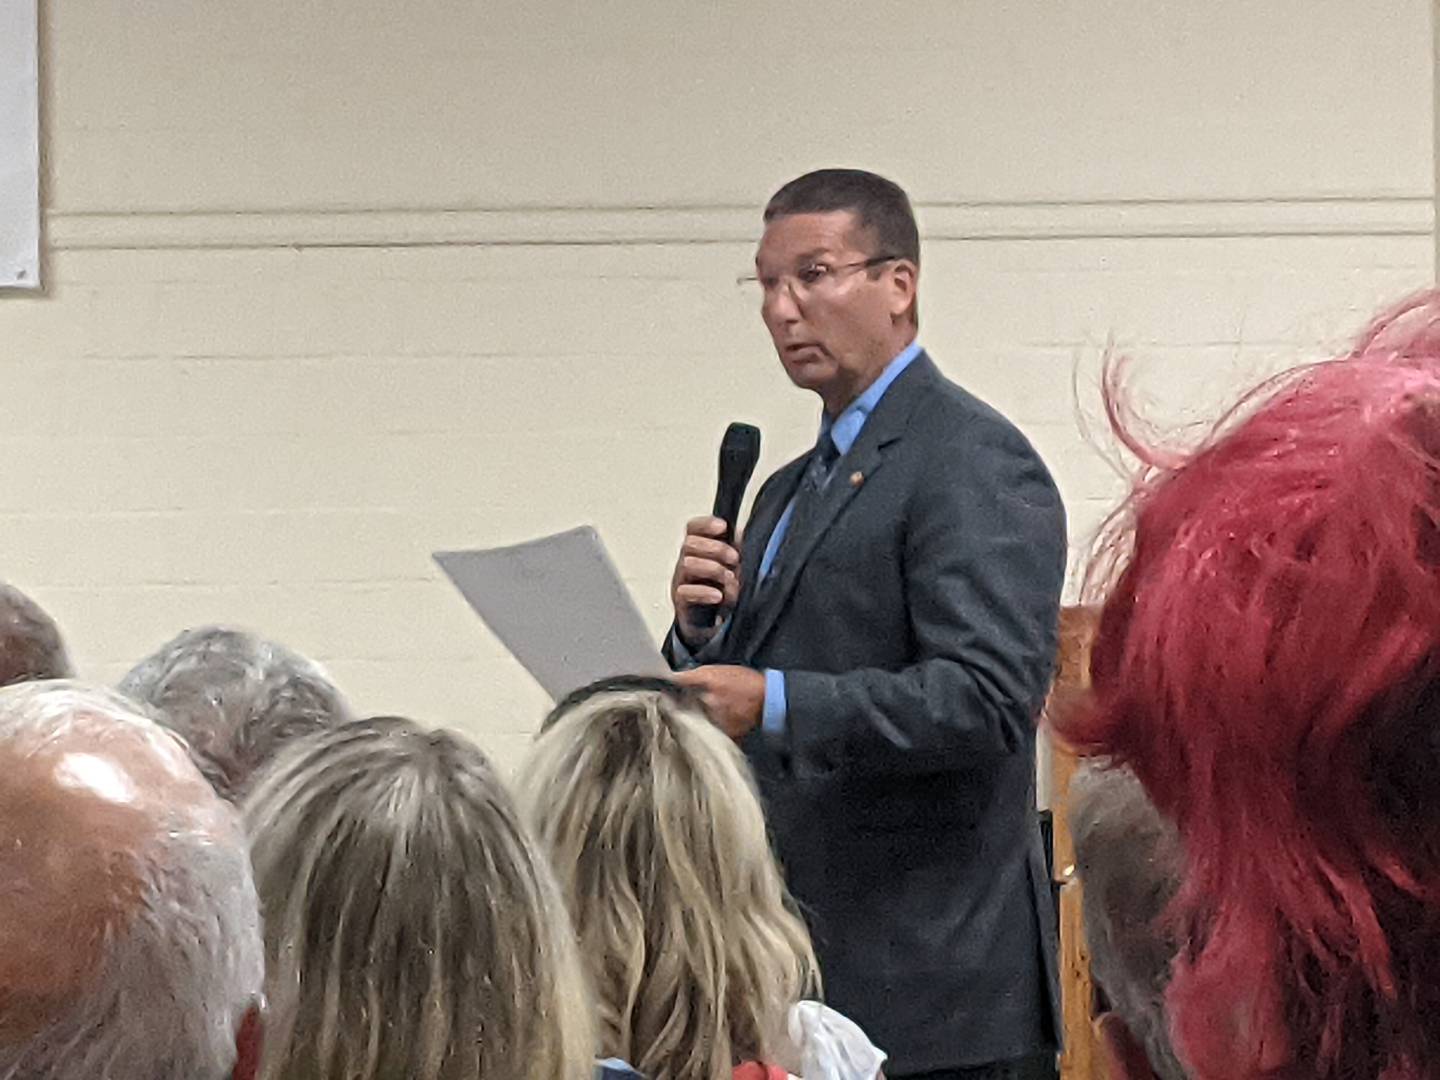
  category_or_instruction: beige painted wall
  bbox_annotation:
[4,0,1433,769]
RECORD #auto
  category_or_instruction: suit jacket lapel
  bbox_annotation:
[723,455,806,658]
[735,353,939,665]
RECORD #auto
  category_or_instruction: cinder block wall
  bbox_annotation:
[4,0,1431,770]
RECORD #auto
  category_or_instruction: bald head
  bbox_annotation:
[0,681,263,1079]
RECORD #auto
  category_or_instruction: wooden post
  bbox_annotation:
[1058,877,1106,1080]
[1046,606,1107,1080]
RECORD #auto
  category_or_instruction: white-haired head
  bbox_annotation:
[0,583,72,686]
[120,625,352,801]
[1070,763,1189,1080]
[243,715,595,1080]
[0,680,264,1080]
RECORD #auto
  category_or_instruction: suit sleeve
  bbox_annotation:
[770,421,1066,775]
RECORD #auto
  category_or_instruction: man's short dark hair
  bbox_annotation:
[763,168,920,266]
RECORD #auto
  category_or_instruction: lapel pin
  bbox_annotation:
[849,470,865,488]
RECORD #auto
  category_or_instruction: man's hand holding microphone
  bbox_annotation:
[670,515,742,650]
[670,423,768,740]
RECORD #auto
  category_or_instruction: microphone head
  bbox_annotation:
[718,422,762,485]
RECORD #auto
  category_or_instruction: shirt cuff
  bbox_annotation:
[670,620,730,670]
[668,627,698,670]
[762,668,788,736]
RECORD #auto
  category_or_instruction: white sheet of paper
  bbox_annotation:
[434,526,670,701]
[0,0,39,289]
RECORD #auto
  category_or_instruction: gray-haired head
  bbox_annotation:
[119,625,351,802]
[0,584,72,686]
[243,715,595,1080]
[520,678,819,1080]
[0,679,264,1080]
[1070,763,1189,1080]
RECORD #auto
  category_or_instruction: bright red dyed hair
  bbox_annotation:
[1056,292,1440,1080]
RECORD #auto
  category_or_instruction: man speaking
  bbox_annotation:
[669,169,1066,1080]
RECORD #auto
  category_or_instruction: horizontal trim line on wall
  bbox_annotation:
[46,196,1434,252]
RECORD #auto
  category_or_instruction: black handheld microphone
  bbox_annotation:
[691,422,761,630]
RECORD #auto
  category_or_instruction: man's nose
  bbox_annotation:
[763,281,802,324]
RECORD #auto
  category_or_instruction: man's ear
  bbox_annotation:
[1096,1012,1160,1080]
[231,1003,263,1080]
[886,259,918,322]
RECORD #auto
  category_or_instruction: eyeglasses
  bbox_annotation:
[737,254,900,300]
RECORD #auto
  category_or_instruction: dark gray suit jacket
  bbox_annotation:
[668,354,1065,1074]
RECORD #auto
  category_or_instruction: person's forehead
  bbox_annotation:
[756,210,866,263]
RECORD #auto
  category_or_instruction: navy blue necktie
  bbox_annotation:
[764,432,840,585]
[799,430,841,497]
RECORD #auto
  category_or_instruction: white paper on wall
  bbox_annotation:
[0,0,39,290]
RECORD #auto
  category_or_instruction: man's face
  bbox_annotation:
[753,210,914,410]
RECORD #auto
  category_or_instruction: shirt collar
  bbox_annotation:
[822,340,923,455]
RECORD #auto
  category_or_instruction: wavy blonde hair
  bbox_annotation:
[243,716,595,1080]
[518,678,818,1080]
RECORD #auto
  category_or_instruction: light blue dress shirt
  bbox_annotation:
[759,341,923,735]
[670,341,924,738]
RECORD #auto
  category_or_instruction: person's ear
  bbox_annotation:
[231,1002,263,1080]
[1096,1012,1160,1080]
[885,259,917,323]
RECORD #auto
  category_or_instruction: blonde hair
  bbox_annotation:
[519,680,818,1080]
[243,716,595,1080]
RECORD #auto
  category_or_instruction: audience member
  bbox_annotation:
[243,715,595,1080]
[1053,292,1440,1080]
[0,583,72,685]
[521,675,885,1080]
[1068,763,1186,1080]
[121,625,351,800]
[0,680,264,1079]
